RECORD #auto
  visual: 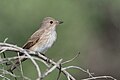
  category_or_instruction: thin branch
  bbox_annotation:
[41,59,63,79]
[0,55,50,68]
[36,52,76,80]
[3,38,8,43]
[0,49,7,54]
[17,52,24,80]
[62,66,94,77]
[0,42,117,80]
[62,52,80,64]
[82,76,117,80]
[19,50,41,80]
[0,42,76,80]
[0,74,10,80]
[0,69,19,77]
[0,43,41,80]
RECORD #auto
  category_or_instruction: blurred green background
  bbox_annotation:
[0,0,120,80]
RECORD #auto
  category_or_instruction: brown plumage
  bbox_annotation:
[8,17,63,72]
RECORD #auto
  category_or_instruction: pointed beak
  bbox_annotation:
[59,21,63,24]
[56,20,63,25]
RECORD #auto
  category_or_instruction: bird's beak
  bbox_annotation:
[56,21,63,25]
[59,21,63,24]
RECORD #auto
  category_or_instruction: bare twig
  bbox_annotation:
[41,59,62,79]
[0,42,117,80]
[62,66,94,77]
[3,38,8,43]
[62,52,80,64]
[0,42,41,80]
[0,74,10,80]
[0,42,76,80]
[0,49,7,54]
[82,76,117,80]
[0,69,19,77]
[17,52,25,80]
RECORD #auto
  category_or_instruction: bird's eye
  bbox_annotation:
[50,21,53,24]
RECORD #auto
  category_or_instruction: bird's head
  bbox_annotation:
[41,17,63,28]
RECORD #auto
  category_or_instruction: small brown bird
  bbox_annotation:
[9,17,63,72]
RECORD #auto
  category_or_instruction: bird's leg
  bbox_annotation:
[39,52,51,63]
[28,50,51,64]
[35,51,51,64]
[34,51,46,56]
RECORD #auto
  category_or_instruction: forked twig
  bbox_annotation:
[82,76,117,80]
[41,59,62,79]
[0,42,117,80]
[62,52,80,64]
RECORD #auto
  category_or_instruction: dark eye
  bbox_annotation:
[50,21,53,24]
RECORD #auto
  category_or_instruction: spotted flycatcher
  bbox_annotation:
[9,17,63,72]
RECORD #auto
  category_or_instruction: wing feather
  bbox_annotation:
[22,29,45,49]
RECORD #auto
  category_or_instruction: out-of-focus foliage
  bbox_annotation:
[0,0,120,80]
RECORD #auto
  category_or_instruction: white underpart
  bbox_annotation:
[36,27,57,53]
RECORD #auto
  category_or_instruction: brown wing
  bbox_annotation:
[22,29,45,49]
[22,37,39,49]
